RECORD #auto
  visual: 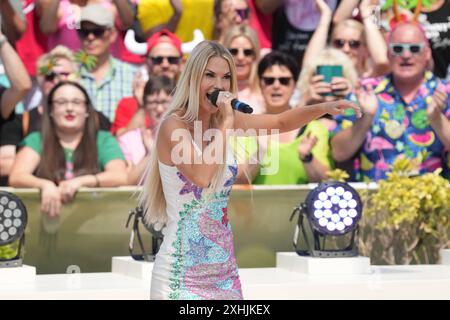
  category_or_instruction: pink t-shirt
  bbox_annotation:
[118,128,147,166]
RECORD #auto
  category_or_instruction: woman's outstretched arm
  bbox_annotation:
[234,100,361,134]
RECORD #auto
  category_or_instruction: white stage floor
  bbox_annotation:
[1,262,450,299]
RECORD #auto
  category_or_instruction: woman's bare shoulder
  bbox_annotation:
[158,114,188,135]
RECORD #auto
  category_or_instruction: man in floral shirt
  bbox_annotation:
[331,22,450,182]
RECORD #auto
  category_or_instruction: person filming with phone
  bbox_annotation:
[297,48,358,132]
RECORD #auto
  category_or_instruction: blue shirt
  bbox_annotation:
[332,71,450,181]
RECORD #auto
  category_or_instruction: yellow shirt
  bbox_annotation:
[137,0,215,42]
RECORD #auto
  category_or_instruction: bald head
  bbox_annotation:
[388,22,431,85]
[389,22,428,45]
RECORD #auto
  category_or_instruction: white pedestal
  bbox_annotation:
[276,252,371,275]
[440,249,450,265]
[0,265,36,283]
[111,257,154,281]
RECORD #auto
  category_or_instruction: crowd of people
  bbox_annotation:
[0,0,449,216]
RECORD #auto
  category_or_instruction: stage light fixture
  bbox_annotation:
[290,182,362,257]
[126,206,163,262]
[0,191,28,267]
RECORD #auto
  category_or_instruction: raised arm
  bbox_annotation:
[36,0,60,35]
[234,100,361,134]
[113,0,135,29]
[254,0,283,14]
[144,0,182,37]
[0,32,32,119]
[359,0,390,76]
[0,0,27,44]
[332,0,359,25]
[302,0,333,68]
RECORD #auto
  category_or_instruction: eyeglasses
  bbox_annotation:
[228,48,255,57]
[52,98,87,108]
[149,56,180,65]
[332,39,362,49]
[235,8,249,20]
[77,27,107,39]
[44,71,71,82]
[145,99,170,106]
[262,76,292,86]
[389,43,425,56]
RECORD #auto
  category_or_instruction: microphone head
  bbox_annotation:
[243,105,253,114]
[206,89,221,107]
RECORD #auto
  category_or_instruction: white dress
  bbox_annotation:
[150,145,243,300]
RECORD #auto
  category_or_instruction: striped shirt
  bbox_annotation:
[81,57,137,122]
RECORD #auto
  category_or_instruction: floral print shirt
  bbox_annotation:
[332,71,450,181]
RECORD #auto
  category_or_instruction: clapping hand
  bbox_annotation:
[298,132,318,160]
[355,83,378,117]
[427,89,447,122]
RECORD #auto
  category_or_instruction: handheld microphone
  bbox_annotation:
[207,90,253,114]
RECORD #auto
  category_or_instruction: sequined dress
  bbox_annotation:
[150,146,243,300]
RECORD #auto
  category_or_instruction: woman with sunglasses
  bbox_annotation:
[221,25,265,114]
[303,0,389,78]
[9,81,128,217]
[235,51,334,184]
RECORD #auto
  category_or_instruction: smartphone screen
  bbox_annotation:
[316,65,343,96]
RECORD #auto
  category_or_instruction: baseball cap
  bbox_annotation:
[80,4,114,28]
[146,29,182,55]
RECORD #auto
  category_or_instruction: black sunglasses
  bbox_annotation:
[45,71,71,82]
[262,76,292,86]
[228,48,255,57]
[149,56,180,65]
[77,27,107,39]
[333,39,362,49]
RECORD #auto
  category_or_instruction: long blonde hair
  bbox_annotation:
[297,48,358,96]
[221,25,261,92]
[139,41,238,226]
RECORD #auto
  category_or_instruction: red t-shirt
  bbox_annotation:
[248,0,272,49]
[111,96,151,135]
[15,0,48,77]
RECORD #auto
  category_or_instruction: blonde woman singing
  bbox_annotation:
[139,40,361,300]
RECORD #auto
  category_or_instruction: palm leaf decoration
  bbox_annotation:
[382,0,437,10]
[75,50,97,71]
[38,56,57,76]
